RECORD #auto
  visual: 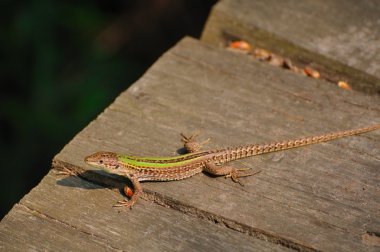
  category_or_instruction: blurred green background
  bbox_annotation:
[0,0,216,219]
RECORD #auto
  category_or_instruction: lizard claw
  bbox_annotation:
[56,167,77,176]
[113,199,134,209]
[180,132,199,143]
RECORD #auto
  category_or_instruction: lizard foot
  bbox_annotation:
[113,199,134,209]
[55,167,77,176]
[225,168,261,186]
[180,132,210,153]
[113,185,140,209]
[112,186,135,209]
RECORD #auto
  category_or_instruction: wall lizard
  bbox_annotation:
[85,124,379,208]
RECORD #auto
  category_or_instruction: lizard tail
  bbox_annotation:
[226,124,380,161]
[273,123,380,151]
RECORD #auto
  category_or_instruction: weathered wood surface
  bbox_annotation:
[201,0,380,94]
[1,171,283,251]
[1,37,379,251]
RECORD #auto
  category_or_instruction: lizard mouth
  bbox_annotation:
[84,156,97,165]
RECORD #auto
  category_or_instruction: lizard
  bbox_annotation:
[84,124,380,209]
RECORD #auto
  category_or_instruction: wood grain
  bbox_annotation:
[1,37,379,251]
[53,38,379,251]
[1,171,286,251]
[202,0,380,94]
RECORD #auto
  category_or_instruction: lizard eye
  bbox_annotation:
[99,160,103,164]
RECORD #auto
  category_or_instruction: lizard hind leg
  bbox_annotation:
[226,169,261,186]
[180,132,210,153]
[203,162,261,186]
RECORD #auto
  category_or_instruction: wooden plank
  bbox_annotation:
[2,37,379,251]
[0,171,289,251]
[0,205,118,251]
[49,37,380,251]
[201,0,380,94]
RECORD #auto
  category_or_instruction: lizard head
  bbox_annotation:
[84,152,120,170]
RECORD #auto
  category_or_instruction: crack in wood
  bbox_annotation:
[17,203,126,252]
[142,190,319,252]
[52,159,319,252]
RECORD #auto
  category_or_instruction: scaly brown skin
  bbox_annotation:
[85,124,380,209]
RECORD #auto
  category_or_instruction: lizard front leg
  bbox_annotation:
[113,175,143,209]
[203,162,260,186]
[180,132,210,153]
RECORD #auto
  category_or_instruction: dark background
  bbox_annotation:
[0,0,217,219]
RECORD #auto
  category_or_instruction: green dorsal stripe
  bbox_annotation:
[117,153,207,168]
